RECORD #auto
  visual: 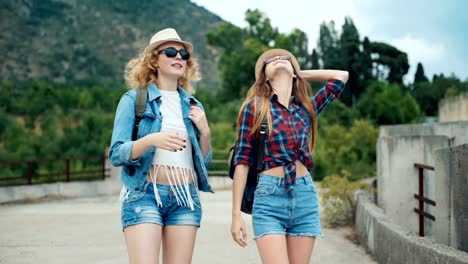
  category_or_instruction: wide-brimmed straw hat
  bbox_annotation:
[255,48,300,80]
[143,28,193,54]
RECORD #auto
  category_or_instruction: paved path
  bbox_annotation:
[0,191,376,264]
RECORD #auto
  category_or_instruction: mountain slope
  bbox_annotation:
[0,0,223,89]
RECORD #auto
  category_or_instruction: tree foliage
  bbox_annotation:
[357,81,422,124]
[314,119,378,181]
[3,9,468,186]
[0,81,124,163]
[414,62,429,83]
[371,42,409,84]
[411,74,468,116]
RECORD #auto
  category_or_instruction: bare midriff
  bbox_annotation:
[260,159,309,178]
[146,164,195,184]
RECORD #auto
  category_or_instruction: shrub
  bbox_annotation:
[319,170,372,226]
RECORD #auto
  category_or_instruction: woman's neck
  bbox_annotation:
[156,75,178,91]
[269,76,293,108]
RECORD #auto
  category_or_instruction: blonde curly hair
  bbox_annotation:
[124,46,201,93]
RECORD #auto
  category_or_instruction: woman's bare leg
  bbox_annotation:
[286,236,316,264]
[124,223,163,264]
[162,225,198,264]
[256,234,290,264]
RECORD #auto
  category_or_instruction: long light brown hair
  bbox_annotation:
[124,46,201,93]
[237,63,318,152]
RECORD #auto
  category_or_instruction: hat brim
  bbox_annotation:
[143,39,193,55]
[255,49,300,80]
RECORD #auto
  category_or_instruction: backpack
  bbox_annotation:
[132,87,149,141]
[128,87,148,176]
[228,118,267,215]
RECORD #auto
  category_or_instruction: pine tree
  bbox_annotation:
[310,49,320,69]
[317,21,341,69]
[340,17,362,106]
[361,37,374,82]
[414,62,429,83]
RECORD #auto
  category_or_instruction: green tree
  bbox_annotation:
[210,122,237,159]
[0,108,8,137]
[275,29,310,68]
[319,100,359,127]
[371,42,409,84]
[414,62,429,83]
[207,21,264,101]
[412,74,468,116]
[310,49,320,69]
[245,9,278,46]
[360,37,374,85]
[314,119,377,181]
[206,22,245,52]
[357,81,422,124]
[317,21,342,69]
[340,17,362,106]
[209,9,318,101]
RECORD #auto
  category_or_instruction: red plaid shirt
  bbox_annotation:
[233,79,345,190]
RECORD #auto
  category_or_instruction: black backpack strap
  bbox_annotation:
[132,87,148,141]
[129,87,148,176]
[256,118,267,171]
[229,98,268,179]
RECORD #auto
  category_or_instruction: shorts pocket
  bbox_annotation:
[124,189,146,203]
[254,182,277,197]
[190,190,201,202]
[304,181,317,193]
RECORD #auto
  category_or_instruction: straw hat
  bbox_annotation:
[254,48,300,80]
[143,28,193,54]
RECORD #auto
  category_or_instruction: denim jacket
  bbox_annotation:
[109,83,214,201]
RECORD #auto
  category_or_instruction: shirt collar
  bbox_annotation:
[147,82,198,105]
[269,92,300,108]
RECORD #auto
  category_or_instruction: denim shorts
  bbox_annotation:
[252,173,322,239]
[121,182,202,230]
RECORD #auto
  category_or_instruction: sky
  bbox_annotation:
[192,0,468,83]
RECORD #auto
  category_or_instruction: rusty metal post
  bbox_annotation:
[102,154,106,180]
[26,162,33,184]
[418,167,424,236]
[414,163,436,237]
[66,159,71,182]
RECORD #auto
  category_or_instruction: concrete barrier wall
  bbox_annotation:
[379,122,468,146]
[0,162,121,203]
[451,144,468,252]
[355,193,468,264]
[377,135,449,234]
[0,163,233,203]
[433,147,451,246]
[435,144,468,252]
[439,93,468,122]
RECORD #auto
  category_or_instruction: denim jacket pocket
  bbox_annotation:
[137,111,156,139]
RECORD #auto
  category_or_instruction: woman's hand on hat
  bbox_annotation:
[149,132,186,152]
[188,105,210,136]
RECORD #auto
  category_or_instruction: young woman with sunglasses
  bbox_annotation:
[230,49,348,263]
[109,28,213,264]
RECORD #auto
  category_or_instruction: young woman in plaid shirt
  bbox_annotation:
[230,48,349,264]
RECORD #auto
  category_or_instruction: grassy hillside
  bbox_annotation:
[0,0,223,89]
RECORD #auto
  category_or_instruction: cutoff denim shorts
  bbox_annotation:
[252,173,323,239]
[121,182,202,230]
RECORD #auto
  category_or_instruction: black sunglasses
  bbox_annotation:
[157,47,190,60]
